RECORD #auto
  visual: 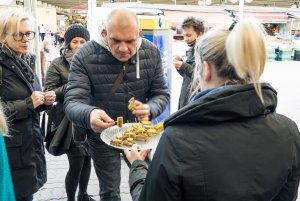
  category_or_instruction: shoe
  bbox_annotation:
[77,192,96,201]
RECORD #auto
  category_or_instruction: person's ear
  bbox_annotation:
[202,61,212,83]
[101,29,107,37]
[138,30,142,37]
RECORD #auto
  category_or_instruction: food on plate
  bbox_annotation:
[128,97,135,111]
[109,121,164,147]
[116,116,123,127]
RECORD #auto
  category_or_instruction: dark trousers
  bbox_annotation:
[88,139,121,201]
[17,194,33,201]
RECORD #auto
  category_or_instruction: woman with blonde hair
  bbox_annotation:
[0,10,56,201]
[0,105,16,201]
[125,19,300,201]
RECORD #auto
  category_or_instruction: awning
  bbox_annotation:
[288,12,300,19]
[163,10,233,27]
[233,11,289,23]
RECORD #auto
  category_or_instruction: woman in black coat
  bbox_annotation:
[44,24,94,201]
[0,10,56,201]
[125,19,300,201]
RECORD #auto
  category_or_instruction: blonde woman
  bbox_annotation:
[0,106,16,201]
[125,19,300,201]
[0,10,56,201]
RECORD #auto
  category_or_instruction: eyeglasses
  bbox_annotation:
[10,31,35,41]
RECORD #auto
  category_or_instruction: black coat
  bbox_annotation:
[45,54,90,156]
[130,83,300,201]
[177,46,195,109]
[64,39,170,141]
[44,55,69,129]
[0,47,47,198]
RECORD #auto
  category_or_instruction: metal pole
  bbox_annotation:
[238,0,245,21]
[88,0,97,39]
[24,0,42,85]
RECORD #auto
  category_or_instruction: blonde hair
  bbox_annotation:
[0,9,33,43]
[226,19,266,103]
[190,25,240,98]
[0,104,8,135]
[191,19,266,104]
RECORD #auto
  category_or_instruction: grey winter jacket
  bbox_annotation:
[64,39,169,141]
[129,83,300,201]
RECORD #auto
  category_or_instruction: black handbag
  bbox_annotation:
[44,115,73,156]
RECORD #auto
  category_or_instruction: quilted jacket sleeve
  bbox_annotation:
[44,58,67,102]
[146,47,170,119]
[63,52,97,129]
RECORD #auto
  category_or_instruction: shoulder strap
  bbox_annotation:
[100,62,129,108]
[0,65,2,86]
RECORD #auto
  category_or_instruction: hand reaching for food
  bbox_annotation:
[124,144,150,164]
[130,99,150,122]
[90,109,115,133]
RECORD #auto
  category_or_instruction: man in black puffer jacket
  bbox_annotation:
[64,8,169,201]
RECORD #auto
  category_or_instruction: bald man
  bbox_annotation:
[64,8,169,200]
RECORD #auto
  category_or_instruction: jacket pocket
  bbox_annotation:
[4,134,23,169]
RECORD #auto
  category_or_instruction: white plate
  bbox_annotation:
[101,123,163,150]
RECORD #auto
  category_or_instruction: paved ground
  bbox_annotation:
[33,154,132,201]
[33,61,300,201]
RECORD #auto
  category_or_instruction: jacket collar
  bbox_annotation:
[0,46,34,91]
[164,83,277,127]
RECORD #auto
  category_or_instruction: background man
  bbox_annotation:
[173,17,204,109]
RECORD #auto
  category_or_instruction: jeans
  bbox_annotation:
[17,194,33,201]
[88,139,121,201]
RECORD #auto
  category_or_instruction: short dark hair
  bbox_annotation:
[181,17,204,35]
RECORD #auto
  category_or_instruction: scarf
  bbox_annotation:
[63,49,74,64]
[2,44,34,84]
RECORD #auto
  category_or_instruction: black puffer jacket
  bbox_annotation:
[130,83,300,201]
[64,39,169,141]
[0,47,47,198]
[177,46,195,109]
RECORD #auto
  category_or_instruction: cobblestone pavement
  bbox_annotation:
[33,61,300,201]
[33,153,132,201]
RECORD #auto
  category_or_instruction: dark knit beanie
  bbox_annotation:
[64,24,90,45]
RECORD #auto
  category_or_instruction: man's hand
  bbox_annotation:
[31,91,45,108]
[173,55,183,70]
[124,144,149,164]
[90,109,115,133]
[44,90,56,105]
[132,100,150,122]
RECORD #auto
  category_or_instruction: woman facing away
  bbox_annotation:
[44,24,95,201]
[0,105,16,201]
[0,10,56,201]
[124,19,300,201]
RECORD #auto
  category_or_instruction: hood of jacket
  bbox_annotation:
[165,83,278,127]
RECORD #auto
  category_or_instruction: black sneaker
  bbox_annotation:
[77,192,96,201]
